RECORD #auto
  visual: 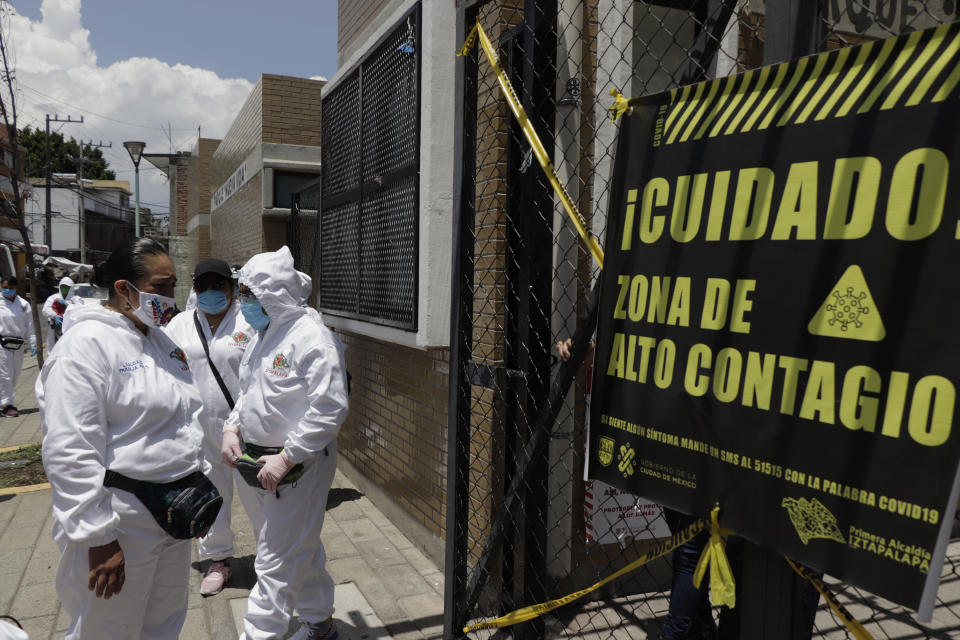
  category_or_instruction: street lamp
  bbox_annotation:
[123,141,146,237]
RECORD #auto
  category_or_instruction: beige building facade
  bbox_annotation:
[147,74,325,305]
[209,74,324,268]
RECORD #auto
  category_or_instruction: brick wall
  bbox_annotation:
[261,75,324,147]
[338,0,393,63]
[212,80,263,187]
[212,75,324,268]
[262,216,286,253]
[337,332,450,538]
[175,162,189,237]
[197,226,211,262]
[186,138,220,263]
[210,175,263,265]
[211,79,264,265]
[196,138,219,215]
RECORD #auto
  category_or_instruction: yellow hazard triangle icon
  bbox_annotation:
[808,265,885,342]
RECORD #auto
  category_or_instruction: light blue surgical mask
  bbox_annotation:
[1,288,16,300]
[241,299,270,330]
[197,290,229,315]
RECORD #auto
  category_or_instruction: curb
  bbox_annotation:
[0,482,49,496]
[0,444,47,496]
[0,443,40,454]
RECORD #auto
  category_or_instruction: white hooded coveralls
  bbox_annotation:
[228,246,349,640]
[41,276,73,349]
[164,300,262,561]
[37,302,205,640]
[0,294,35,407]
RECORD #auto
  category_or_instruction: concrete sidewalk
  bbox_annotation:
[0,356,445,639]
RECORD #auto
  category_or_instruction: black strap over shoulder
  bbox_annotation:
[194,310,235,410]
[103,469,140,493]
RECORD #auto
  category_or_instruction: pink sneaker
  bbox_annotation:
[2,406,18,418]
[200,560,230,596]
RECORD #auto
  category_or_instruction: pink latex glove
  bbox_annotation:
[221,427,243,468]
[257,452,295,492]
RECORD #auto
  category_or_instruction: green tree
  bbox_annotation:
[18,126,116,180]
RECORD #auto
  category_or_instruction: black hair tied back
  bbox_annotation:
[95,237,169,293]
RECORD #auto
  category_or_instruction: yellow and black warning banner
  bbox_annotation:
[588,22,960,615]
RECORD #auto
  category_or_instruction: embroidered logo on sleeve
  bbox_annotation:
[170,348,190,371]
[267,352,290,378]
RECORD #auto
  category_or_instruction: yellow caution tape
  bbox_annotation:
[608,88,632,122]
[786,558,875,640]
[457,21,480,58]
[457,21,605,269]
[462,518,709,633]
[692,506,737,608]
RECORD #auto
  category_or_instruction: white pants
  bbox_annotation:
[236,443,337,640]
[197,424,264,561]
[0,346,24,407]
[46,324,58,351]
[54,489,191,640]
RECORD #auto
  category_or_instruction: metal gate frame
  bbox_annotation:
[445,1,740,636]
[444,0,748,638]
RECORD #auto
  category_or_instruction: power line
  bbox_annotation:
[45,175,167,213]
[21,84,194,132]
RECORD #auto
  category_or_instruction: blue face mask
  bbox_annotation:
[197,290,229,315]
[1,288,15,300]
[240,300,270,330]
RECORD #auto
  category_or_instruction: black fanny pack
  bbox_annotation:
[103,469,223,539]
[235,443,306,491]
[0,336,23,351]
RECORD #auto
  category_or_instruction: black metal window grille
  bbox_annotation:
[320,5,421,330]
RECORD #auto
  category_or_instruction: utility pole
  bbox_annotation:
[44,114,83,251]
[70,139,111,264]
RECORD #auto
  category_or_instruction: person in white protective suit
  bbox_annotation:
[41,276,73,349]
[0,276,36,418]
[221,246,349,640]
[164,258,261,596]
[37,237,219,640]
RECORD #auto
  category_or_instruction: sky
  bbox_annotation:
[5,0,339,217]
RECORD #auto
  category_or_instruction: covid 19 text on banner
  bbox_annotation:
[588,22,960,613]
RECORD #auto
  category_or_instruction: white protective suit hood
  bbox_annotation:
[61,298,128,332]
[239,246,317,321]
[59,276,74,295]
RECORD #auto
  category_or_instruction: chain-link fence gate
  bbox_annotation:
[445,1,960,638]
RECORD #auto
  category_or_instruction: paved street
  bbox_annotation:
[0,355,445,639]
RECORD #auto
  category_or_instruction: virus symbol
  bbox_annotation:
[826,287,869,331]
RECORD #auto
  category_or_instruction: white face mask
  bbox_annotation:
[126,283,178,327]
